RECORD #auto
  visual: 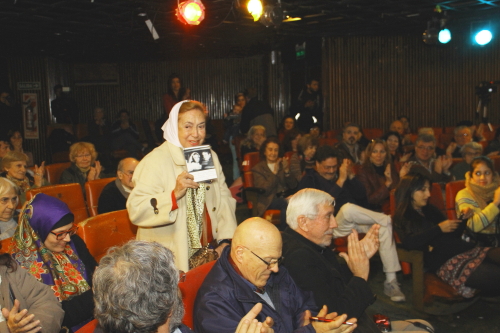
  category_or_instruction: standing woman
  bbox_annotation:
[395,172,500,298]
[162,73,191,117]
[8,129,34,167]
[252,137,297,229]
[11,193,97,332]
[456,156,500,247]
[357,139,408,213]
[127,100,237,272]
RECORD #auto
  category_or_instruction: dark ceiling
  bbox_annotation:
[1,0,500,62]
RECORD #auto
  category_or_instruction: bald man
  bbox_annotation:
[194,218,356,333]
[98,157,139,214]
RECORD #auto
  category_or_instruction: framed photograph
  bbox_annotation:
[22,93,39,139]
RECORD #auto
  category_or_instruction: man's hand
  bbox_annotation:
[235,303,274,333]
[359,224,380,259]
[338,230,369,281]
[2,300,41,333]
[303,306,357,333]
[446,142,457,157]
[337,159,349,187]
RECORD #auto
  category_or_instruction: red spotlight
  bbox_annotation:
[176,0,205,25]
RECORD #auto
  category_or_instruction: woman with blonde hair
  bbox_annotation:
[1,151,46,204]
[60,142,101,196]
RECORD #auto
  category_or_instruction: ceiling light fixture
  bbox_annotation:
[176,0,205,25]
[247,0,263,21]
[259,3,283,27]
[423,6,451,45]
[471,21,493,46]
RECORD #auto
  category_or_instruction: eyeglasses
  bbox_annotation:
[50,225,79,240]
[76,154,91,159]
[456,133,470,137]
[474,171,492,177]
[243,247,283,269]
[416,146,435,151]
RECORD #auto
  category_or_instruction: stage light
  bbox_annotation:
[176,0,205,25]
[474,29,493,45]
[438,28,451,44]
[259,4,283,27]
[248,0,263,21]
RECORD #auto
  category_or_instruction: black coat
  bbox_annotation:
[98,180,127,214]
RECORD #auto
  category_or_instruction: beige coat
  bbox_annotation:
[127,141,237,272]
[0,265,64,333]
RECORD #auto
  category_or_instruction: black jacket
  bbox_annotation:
[98,180,127,214]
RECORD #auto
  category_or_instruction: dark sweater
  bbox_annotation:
[281,228,379,333]
[98,180,127,214]
[396,204,474,272]
[297,168,369,214]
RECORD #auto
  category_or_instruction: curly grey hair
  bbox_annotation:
[93,240,183,333]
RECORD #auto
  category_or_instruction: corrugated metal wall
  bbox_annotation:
[267,51,289,125]
[322,34,500,132]
[71,56,266,124]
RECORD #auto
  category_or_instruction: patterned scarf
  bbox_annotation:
[465,171,500,209]
[11,194,90,301]
[186,184,207,258]
[6,174,31,193]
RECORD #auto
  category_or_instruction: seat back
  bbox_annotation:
[363,128,383,140]
[445,180,466,220]
[284,151,295,160]
[178,261,216,329]
[319,138,338,146]
[77,209,138,263]
[45,162,72,184]
[26,184,89,223]
[75,319,98,333]
[242,152,260,173]
[85,177,116,217]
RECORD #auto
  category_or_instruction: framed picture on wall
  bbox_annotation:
[22,93,39,139]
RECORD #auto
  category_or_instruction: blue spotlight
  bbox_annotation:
[438,28,451,44]
[474,29,493,45]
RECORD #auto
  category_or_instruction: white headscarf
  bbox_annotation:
[161,100,190,148]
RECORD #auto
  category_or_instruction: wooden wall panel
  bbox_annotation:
[322,34,500,132]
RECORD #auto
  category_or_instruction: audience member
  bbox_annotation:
[294,79,323,133]
[51,84,78,124]
[357,139,408,213]
[450,142,482,180]
[416,128,445,156]
[162,73,191,117]
[0,87,22,135]
[252,138,297,229]
[309,125,322,140]
[298,147,405,300]
[194,217,357,333]
[0,252,64,333]
[93,240,276,333]
[398,115,412,135]
[278,116,297,139]
[240,125,266,158]
[98,158,138,214]
[11,193,97,331]
[8,130,33,167]
[282,189,429,332]
[0,178,19,240]
[289,134,318,183]
[395,172,500,298]
[224,92,245,179]
[484,127,500,156]
[127,100,236,272]
[447,125,472,158]
[282,128,302,153]
[111,109,144,159]
[1,151,46,205]
[60,142,101,197]
[389,120,404,137]
[456,156,500,247]
[334,123,364,164]
[87,107,112,170]
[407,134,452,183]
[240,88,276,136]
[0,137,11,164]
[382,131,409,163]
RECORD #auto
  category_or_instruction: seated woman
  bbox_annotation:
[450,142,482,180]
[0,251,64,332]
[60,142,101,197]
[456,156,500,247]
[11,193,97,332]
[278,116,296,141]
[282,128,302,153]
[0,178,20,240]
[382,131,410,163]
[395,172,500,298]
[8,129,34,167]
[252,138,297,230]
[0,151,46,205]
[240,125,266,158]
[289,134,318,183]
[357,139,407,213]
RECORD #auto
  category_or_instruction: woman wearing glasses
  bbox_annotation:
[60,142,101,196]
[456,156,500,247]
[11,193,97,332]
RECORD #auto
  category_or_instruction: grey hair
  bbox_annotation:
[454,125,471,136]
[461,141,483,156]
[415,133,436,146]
[0,177,20,196]
[286,188,335,229]
[93,240,182,333]
[417,127,434,136]
[246,125,266,141]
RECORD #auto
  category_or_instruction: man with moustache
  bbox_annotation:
[334,123,364,164]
